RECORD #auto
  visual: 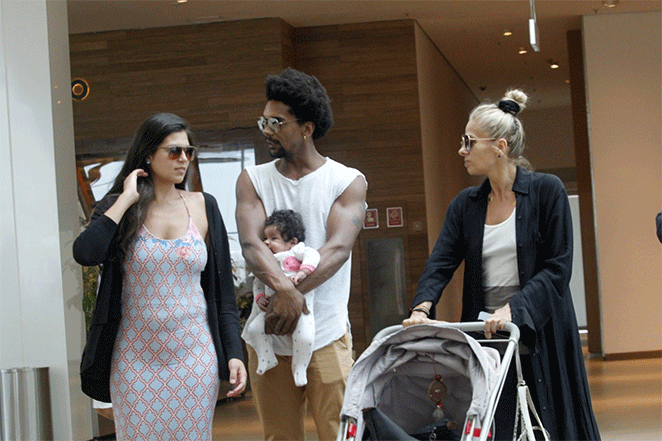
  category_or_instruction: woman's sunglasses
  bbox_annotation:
[461,134,496,152]
[158,145,198,160]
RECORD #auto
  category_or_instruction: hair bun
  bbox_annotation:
[498,100,520,115]
[501,89,528,114]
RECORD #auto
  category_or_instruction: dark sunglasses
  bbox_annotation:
[158,145,198,160]
[461,134,496,152]
[257,116,298,133]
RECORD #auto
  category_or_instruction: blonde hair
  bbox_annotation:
[468,89,532,170]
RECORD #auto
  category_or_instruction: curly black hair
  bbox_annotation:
[265,209,306,243]
[265,67,333,140]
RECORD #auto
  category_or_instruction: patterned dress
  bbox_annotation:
[110,197,219,440]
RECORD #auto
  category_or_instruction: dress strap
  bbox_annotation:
[178,192,191,218]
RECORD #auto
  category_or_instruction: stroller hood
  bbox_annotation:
[341,323,501,437]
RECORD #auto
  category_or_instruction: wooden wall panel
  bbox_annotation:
[70,18,433,357]
[70,18,293,140]
[567,29,602,354]
[293,20,427,353]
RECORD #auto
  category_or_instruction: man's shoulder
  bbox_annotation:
[324,157,361,174]
[321,158,366,186]
[246,160,277,174]
[244,160,279,188]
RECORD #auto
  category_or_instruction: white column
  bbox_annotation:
[583,11,662,356]
[0,0,91,439]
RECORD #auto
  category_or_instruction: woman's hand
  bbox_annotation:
[403,302,436,327]
[122,168,148,205]
[103,168,149,224]
[226,358,247,398]
[484,303,512,339]
[402,310,435,327]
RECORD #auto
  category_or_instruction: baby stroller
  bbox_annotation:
[337,322,523,441]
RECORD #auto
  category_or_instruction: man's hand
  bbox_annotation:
[264,286,310,335]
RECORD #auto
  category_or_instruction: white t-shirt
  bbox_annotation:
[245,158,366,353]
[482,207,519,312]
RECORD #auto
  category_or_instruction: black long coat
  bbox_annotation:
[412,167,600,440]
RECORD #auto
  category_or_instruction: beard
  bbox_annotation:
[267,138,289,159]
[270,146,286,159]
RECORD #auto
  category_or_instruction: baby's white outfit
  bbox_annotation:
[241,242,320,386]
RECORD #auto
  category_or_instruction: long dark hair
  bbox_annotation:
[105,113,194,260]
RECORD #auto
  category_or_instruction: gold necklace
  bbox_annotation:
[488,194,517,206]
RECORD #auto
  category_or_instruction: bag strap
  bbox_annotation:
[512,346,550,441]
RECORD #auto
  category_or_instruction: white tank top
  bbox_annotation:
[482,207,520,312]
[245,158,366,353]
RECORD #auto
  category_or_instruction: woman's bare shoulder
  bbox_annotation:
[181,190,206,205]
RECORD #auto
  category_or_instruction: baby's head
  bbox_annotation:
[263,210,306,253]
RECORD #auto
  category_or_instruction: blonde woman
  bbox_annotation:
[406,91,600,441]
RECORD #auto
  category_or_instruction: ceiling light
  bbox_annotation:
[503,30,513,37]
[518,47,528,55]
[545,58,560,69]
[603,0,619,7]
[529,0,540,52]
[176,0,188,4]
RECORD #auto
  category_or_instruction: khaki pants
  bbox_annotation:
[247,332,353,441]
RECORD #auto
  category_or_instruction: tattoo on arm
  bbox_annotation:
[351,212,363,230]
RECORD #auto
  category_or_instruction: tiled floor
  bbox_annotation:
[212,351,662,440]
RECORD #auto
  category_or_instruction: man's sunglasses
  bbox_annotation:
[257,116,299,133]
[158,145,198,160]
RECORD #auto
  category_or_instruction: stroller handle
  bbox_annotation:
[373,321,520,345]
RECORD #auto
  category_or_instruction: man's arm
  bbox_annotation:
[235,170,307,335]
[295,176,367,295]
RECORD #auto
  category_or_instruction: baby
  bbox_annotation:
[241,209,320,387]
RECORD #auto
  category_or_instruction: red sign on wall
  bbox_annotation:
[363,208,379,229]
[387,207,404,227]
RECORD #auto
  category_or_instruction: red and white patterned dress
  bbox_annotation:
[110,197,219,440]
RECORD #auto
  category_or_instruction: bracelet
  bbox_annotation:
[412,306,430,317]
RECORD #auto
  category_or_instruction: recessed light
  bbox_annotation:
[550,62,560,69]
[603,0,619,8]
[503,30,513,37]
[518,47,528,55]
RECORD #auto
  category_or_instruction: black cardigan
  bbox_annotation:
[412,167,600,440]
[73,192,243,402]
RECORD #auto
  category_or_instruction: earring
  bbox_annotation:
[303,135,307,140]
[146,159,151,165]
[497,154,502,158]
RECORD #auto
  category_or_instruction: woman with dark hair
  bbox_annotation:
[74,113,246,440]
[404,90,600,440]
